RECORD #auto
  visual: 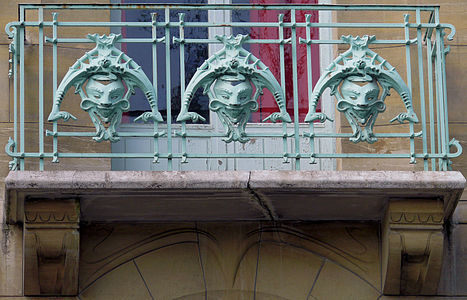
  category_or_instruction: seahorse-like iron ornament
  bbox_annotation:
[178,34,291,143]
[305,35,419,143]
[48,33,163,142]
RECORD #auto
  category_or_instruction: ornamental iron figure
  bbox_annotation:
[178,34,291,143]
[305,35,418,144]
[48,33,163,142]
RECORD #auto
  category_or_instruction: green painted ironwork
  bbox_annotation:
[178,34,291,143]
[304,35,418,144]
[48,33,163,142]
[3,4,463,171]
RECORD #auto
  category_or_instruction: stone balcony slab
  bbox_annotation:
[4,170,465,223]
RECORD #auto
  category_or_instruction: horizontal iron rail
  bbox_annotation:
[7,21,452,29]
[44,130,421,139]
[6,22,456,41]
[4,152,460,160]
[19,4,440,11]
[38,37,415,45]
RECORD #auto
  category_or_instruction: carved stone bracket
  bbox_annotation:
[382,199,444,295]
[23,199,80,296]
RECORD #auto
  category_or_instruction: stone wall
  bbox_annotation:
[0,0,111,297]
[333,1,467,297]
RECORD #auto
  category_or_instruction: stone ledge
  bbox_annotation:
[6,170,465,191]
[4,170,250,191]
[4,170,465,223]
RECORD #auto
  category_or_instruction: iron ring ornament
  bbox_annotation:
[306,35,419,144]
[178,34,292,143]
[48,33,163,142]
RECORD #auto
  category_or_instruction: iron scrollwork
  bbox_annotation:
[48,33,163,142]
[178,34,291,143]
[305,35,419,143]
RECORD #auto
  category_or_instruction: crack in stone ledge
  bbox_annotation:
[247,172,278,221]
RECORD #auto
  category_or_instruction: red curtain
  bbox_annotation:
[249,0,320,122]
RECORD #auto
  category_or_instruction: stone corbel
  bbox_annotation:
[23,199,80,296]
[382,199,444,295]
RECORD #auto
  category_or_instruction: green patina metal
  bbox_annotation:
[305,35,418,144]
[3,4,463,170]
[178,34,291,143]
[47,33,163,142]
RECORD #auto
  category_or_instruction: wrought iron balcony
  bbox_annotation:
[4,3,462,171]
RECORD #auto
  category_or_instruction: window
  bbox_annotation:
[118,0,210,123]
[232,0,320,122]
[111,1,336,171]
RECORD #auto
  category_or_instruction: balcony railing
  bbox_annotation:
[4,3,462,171]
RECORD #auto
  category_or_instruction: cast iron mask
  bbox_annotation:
[48,33,163,142]
[178,34,291,143]
[305,35,419,144]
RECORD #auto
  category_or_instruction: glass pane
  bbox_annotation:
[232,0,320,123]
[120,0,209,123]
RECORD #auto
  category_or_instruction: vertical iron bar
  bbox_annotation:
[416,9,428,170]
[262,140,265,170]
[278,14,288,165]
[425,36,436,170]
[179,13,188,165]
[19,7,25,170]
[440,30,450,169]
[434,50,442,170]
[38,8,44,170]
[290,9,300,170]
[434,8,447,170]
[165,8,173,170]
[151,13,160,164]
[233,142,237,170]
[404,14,416,165]
[305,14,316,165]
[13,29,18,163]
[52,12,59,164]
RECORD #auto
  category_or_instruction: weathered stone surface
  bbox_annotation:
[0,223,22,296]
[23,199,80,296]
[249,170,465,221]
[0,0,40,45]
[249,170,466,190]
[6,170,250,190]
[310,260,380,299]
[450,224,467,295]
[0,45,10,123]
[383,199,444,295]
[453,200,467,223]
[381,297,467,300]
[79,222,381,299]
[0,297,78,299]
[5,171,465,222]
[80,261,153,300]
[0,183,22,296]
